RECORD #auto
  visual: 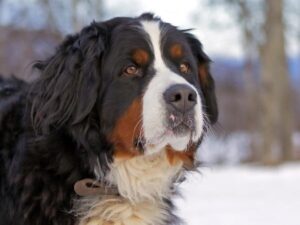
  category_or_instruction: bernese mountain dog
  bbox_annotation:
[0,13,218,225]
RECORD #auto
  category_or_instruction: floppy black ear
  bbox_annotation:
[31,22,107,133]
[185,32,218,124]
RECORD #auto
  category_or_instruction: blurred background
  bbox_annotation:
[0,0,299,224]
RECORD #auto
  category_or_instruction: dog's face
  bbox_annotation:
[100,15,217,156]
[32,13,217,169]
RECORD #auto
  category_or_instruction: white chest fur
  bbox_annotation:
[76,150,183,225]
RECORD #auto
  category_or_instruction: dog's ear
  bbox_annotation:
[185,32,218,124]
[31,22,108,133]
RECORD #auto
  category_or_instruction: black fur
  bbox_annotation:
[184,33,218,123]
[0,13,217,225]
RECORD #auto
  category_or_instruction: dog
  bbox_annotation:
[0,13,218,225]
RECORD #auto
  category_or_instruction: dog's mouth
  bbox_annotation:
[134,113,197,154]
[167,112,196,136]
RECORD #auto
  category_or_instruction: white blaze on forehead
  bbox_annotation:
[141,21,166,73]
[141,20,192,84]
[141,20,204,154]
[141,20,193,90]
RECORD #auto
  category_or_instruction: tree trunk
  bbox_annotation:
[260,0,293,164]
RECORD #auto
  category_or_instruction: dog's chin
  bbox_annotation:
[144,125,198,155]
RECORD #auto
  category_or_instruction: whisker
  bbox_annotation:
[137,126,145,150]
[131,117,143,146]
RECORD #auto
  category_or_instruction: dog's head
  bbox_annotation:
[31,13,218,175]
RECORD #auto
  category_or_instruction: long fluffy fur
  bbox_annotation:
[0,22,113,225]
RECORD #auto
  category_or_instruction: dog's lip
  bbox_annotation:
[145,126,193,147]
[168,113,196,130]
[140,114,196,149]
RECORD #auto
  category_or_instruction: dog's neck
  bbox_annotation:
[75,149,185,225]
[108,149,184,202]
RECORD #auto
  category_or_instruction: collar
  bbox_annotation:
[74,178,119,197]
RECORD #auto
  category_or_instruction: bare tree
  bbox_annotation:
[260,0,293,163]
[203,0,294,164]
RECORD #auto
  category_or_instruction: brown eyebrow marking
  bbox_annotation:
[169,43,183,59]
[132,48,150,65]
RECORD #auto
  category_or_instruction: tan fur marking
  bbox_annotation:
[169,43,183,59]
[166,145,196,169]
[114,149,140,161]
[132,49,149,65]
[110,99,143,159]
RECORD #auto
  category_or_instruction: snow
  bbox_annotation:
[176,164,300,225]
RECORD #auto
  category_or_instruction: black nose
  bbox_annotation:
[163,84,197,113]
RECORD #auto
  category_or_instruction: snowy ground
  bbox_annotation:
[176,164,300,225]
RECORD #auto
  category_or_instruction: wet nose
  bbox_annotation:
[163,84,197,113]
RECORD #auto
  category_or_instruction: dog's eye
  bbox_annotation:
[179,63,190,74]
[123,65,140,77]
